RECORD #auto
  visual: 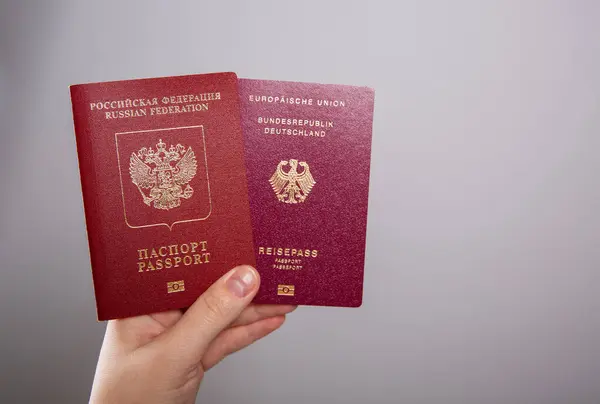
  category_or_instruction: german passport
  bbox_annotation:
[239,79,375,307]
[70,72,255,320]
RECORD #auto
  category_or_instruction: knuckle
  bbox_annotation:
[201,292,229,322]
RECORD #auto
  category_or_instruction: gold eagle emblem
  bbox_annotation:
[269,159,315,204]
[129,139,197,210]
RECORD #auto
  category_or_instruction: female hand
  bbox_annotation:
[89,265,295,404]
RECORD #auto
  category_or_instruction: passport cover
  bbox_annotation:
[239,78,375,307]
[70,72,255,320]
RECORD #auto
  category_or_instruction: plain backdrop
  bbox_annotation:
[1,1,599,403]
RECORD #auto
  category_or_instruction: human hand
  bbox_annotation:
[89,265,295,404]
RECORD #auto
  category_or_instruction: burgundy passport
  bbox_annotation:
[70,73,255,320]
[239,79,375,307]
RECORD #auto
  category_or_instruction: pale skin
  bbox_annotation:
[89,265,296,404]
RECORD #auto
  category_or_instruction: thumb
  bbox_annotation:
[160,265,260,367]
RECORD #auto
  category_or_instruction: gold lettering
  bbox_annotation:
[258,246,318,259]
[137,241,213,273]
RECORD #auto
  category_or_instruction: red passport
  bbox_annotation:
[239,79,375,307]
[70,72,255,320]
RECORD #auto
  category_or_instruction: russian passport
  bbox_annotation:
[239,79,375,307]
[70,73,375,319]
[70,73,256,320]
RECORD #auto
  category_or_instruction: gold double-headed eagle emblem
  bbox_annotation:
[129,139,197,210]
[269,159,316,204]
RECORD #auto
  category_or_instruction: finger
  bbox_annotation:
[201,315,286,370]
[230,304,297,327]
[159,265,260,366]
[107,310,183,351]
[149,310,184,329]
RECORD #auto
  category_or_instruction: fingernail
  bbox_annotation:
[226,266,257,298]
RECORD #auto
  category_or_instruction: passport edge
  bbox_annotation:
[238,76,375,94]
[68,71,239,88]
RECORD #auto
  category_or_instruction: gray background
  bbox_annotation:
[1,0,599,403]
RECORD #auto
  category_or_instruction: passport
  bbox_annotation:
[70,72,255,320]
[239,78,375,307]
